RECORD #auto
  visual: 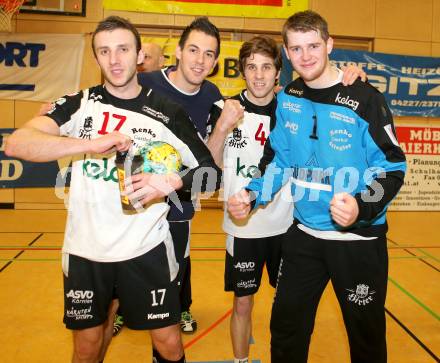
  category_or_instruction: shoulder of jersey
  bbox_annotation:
[347,78,377,92]
[86,85,104,99]
[202,78,221,92]
[138,69,162,81]
[145,87,190,121]
[282,78,304,98]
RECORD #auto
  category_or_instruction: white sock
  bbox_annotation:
[234,358,248,363]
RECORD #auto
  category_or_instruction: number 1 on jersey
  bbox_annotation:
[255,123,267,145]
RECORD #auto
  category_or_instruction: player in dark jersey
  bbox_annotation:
[228,11,406,363]
[6,16,221,363]
[138,17,244,335]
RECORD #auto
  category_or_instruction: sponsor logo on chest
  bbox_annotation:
[335,92,359,111]
[285,121,299,135]
[142,105,170,124]
[227,128,249,149]
[282,101,302,113]
[329,129,352,151]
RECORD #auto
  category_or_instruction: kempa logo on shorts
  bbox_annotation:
[234,261,255,272]
[66,289,94,304]
[335,92,359,111]
[346,284,375,306]
[66,306,93,320]
[237,278,257,289]
[147,312,170,320]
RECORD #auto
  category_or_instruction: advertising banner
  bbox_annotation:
[104,0,307,19]
[390,125,440,211]
[0,34,84,102]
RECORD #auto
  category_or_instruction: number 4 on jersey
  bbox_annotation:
[255,123,267,145]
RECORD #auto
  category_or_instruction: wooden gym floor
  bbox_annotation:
[0,208,438,362]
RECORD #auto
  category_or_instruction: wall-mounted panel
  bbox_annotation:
[432,42,440,56]
[14,101,44,128]
[15,188,65,206]
[0,101,14,128]
[207,16,245,31]
[376,0,432,41]
[312,0,375,38]
[103,10,174,26]
[374,38,432,56]
[433,0,440,42]
[243,17,285,33]
[80,36,101,89]
[16,19,96,33]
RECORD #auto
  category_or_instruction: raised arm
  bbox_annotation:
[206,99,244,167]
[5,116,131,162]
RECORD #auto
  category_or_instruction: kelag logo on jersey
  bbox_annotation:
[82,158,117,183]
[236,157,260,179]
[335,92,360,111]
[227,128,249,149]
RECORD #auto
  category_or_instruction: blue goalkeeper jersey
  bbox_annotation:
[247,77,406,236]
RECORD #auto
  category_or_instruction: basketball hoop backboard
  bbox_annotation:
[20,0,85,16]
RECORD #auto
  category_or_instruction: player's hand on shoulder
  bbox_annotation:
[340,65,367,86]
[90,131,131,154]
[227,189,251,220]
[125,172,183,206]
[217,99,244,132]
[329,192,359,227]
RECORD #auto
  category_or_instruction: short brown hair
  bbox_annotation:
[179,17,221,58]
[239,35,282,75]
[92,16,141,58]
[282,10,329,46]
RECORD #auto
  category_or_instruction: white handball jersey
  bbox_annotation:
[47,85,218,262]
[209,91,293,238]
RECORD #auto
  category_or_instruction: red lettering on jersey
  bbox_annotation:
[98,112,127,135]
[255,123,267,146]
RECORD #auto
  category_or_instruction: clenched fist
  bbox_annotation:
[227,189,252,220]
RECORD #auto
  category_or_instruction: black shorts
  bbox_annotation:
[63,241,180,330]
[224,233,283,297]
